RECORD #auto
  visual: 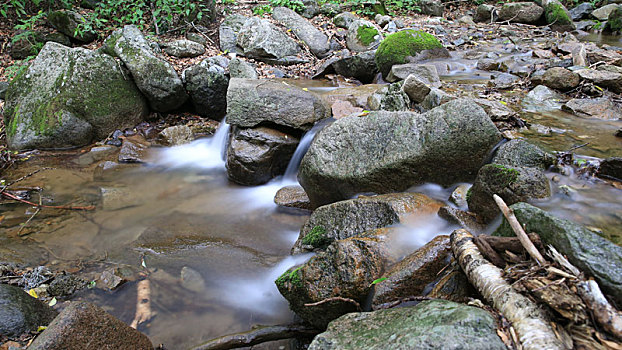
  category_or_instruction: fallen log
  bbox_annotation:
[191,324,319,350]
[578,280,622,339]
[451,229,565,350]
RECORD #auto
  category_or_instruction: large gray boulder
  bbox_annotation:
[182,57,230,119]
[298,99,502,207]
[498,2,544,24]
[494,203,622,305]
[467,164,551,222]
[219,14,248,55]
[492,139,555,170]
[293,193,442,253]
[28,302,153,350]
[104,25,187,112]
[0,284,58,338]
[226,78,330,131]
[226,126,299,185]
[277,229,392,329]
[237,17,301,62]
[272,7,330,58]
[570,2,594,20]
[309,299,506,350]
[4,42,148,150]
[591,3,621,20]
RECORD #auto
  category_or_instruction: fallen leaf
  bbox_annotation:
[27,289,38,298]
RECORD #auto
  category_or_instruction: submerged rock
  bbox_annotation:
[277,229,392,329]
[0,284,58,338]
[226,78,329,131]
[293,193,442,253]
[494,203,622,305]
[468,164,551,222]
[372,235,451,308]
[104,25,187,112]
[4,42,148,150]
[226,126,299,185]
[309,299,506,350]
[28,302,153,350]
[298,99,502,207]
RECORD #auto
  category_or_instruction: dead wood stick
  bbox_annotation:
[191,324,319,350]
[493,194,546,265]
[475,235,506,268]
[577,280,622,339]
[478,234,543,254]
[1,191,95,210]
[305,297,362,311]
[451,229,565,350]
[130,279,152,329]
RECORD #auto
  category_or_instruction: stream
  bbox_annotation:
[1,36,622,349]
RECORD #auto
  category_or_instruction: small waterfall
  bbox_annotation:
[155,117,230,169]
[282,118,333,183]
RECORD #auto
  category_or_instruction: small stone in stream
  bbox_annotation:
[157,125,194,146]
[570,2,594,20]
[598,157,622,180]
[542,67,580,90]
[402,74,431,103]
[575,68,622,93]
[562,97,622,120]
[118,137,150,164]
[97,269,126,290]
[449,184,471,208]
[437,206,487,234]
[28,302,153,350]
[331,100,364,119]
[162,39,205,58]
[48,274,87,297]
[489,72,520,89]
[274,185,312,210]
[181,266,206,293]
[73,145,117,166]
[476,59,500,71]
[0,284,59,338]
[93,161,129,181]
[229,57,258,79]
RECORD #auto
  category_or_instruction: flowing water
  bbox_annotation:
[2,43,622,348]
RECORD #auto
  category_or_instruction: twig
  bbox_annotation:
[577,280,622,339]
[150,1,160,35]
[493,194,546,265]
[188,21,215,46]
[0,167,53,195]
[17,189,42,236]
[565,142,590,153]
[1,191,95,210]
[304,297,362,311]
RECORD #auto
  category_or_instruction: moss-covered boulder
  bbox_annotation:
[103,25,188,112]
[292,193,442,253]
[277,228,393,329]
[48,10,97,43]
[467,164,551,222]
[544,0,576,32]
[375,30,445,78]
[494,202,622,305]
[4,42,148,150]
[298,99,502,207]
[605,6,622,33]
[309,299,506,350]
[345,20,382,52]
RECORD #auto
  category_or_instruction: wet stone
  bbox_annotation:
[598,157,622,181]
[73,145,117,166]
[157,125,194,146]
[48,274,87,298]
[0,284,58,338]
[118,135,150,163]
[274,185,312,210]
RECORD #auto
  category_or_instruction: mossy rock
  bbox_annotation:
[605,6,622,32]
[544,0,575,32]
[346,20,382,52]
[4,42,148,150]
[375,30,444,78]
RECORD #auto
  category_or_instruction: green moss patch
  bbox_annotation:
[545,3,572,26]
[301,225,330,248]
[275,266,303,289]
[375,30,443,78]
[489,164,520,184]
[357,25,379,47]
